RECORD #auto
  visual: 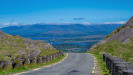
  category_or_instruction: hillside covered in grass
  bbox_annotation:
[91,16,133,63]
[90,17,133,74]
[0,31,59,60]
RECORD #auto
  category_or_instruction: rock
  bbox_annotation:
[19,50,26,55]
[0,60,9,69]
[11,58,23,69]
[36,56,42,64]
[122,69,133,75]
[106,16,133,43]
[126,16,133,26]
[30,50,41,57]
[42,56,47,63]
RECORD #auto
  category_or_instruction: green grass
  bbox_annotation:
[0,54,66,75]
[0,31,59,60]
[91,39,133,63]
[90,53,110,75]
[90,37,133,75]
[129,26,133,28]
[90,24,133,74]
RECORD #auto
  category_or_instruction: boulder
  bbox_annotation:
[0,60,9,69]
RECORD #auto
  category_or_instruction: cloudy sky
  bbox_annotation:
[0,0,133,26]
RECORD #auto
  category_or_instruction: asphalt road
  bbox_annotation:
[20,53,94,75]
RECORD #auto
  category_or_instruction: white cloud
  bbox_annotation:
[40,22,91,25]
[81,22,91,25]
[2,22,19,27]
[0,21,127,28]
[12,22,19,25]
[104,21,127,24]
[3,22,10,26]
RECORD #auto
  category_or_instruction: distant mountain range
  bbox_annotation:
[0,23,122,52]
[0,24,122,38]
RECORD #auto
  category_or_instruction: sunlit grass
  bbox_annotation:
[90,37,133,75]
[90,52,110,75]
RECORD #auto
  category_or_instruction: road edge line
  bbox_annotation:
[88,53,98,75]
[14,53,68,75]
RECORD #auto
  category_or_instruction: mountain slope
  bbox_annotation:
[0,31,58,60]
[91,16,133,64]
[106,16,133,43]
[90,17,133,75]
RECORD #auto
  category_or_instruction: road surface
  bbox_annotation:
[20,53,94,75]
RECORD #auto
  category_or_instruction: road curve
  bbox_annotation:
[20,53,94,75]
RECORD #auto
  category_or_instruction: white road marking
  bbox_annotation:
[88,53,97,74]
[92,70,95,74]
[13,53,68,75]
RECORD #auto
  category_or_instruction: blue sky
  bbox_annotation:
[0,0,133,26]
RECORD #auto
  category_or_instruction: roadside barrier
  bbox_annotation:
[0,51,64,69]
[103,53,133,75]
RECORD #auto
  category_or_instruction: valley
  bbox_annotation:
[0,24,122,52]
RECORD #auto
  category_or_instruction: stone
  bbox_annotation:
[0,60,9,69]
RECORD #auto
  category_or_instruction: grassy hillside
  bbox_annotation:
[90,17,133,74]
[91,17,133,63]
[91,39,133,63]
[0,31,59,60]
[90,37,133,75]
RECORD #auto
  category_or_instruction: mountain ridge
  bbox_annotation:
[0,24,122,37]
[105,16,133,43]
[90,16,133,74]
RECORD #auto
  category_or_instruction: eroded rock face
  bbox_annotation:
[19,50,26,55]
[106,16,133,43]
[43,44,53,49]
[30,50,41,57]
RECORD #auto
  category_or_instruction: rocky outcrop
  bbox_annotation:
[125,16,133,26]
[106,16,133,43]
[0,31,63,70]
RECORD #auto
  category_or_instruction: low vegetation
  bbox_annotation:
[0,31,65,75]
[0,54,66,75]
[91,39,133,63]
[90,38,133,74]
[90,17,133,74]
[0,31,58,60]
[92,53,110,75]
[129,26,133,28]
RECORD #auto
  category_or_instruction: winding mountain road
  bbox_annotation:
[20,53,95,75]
